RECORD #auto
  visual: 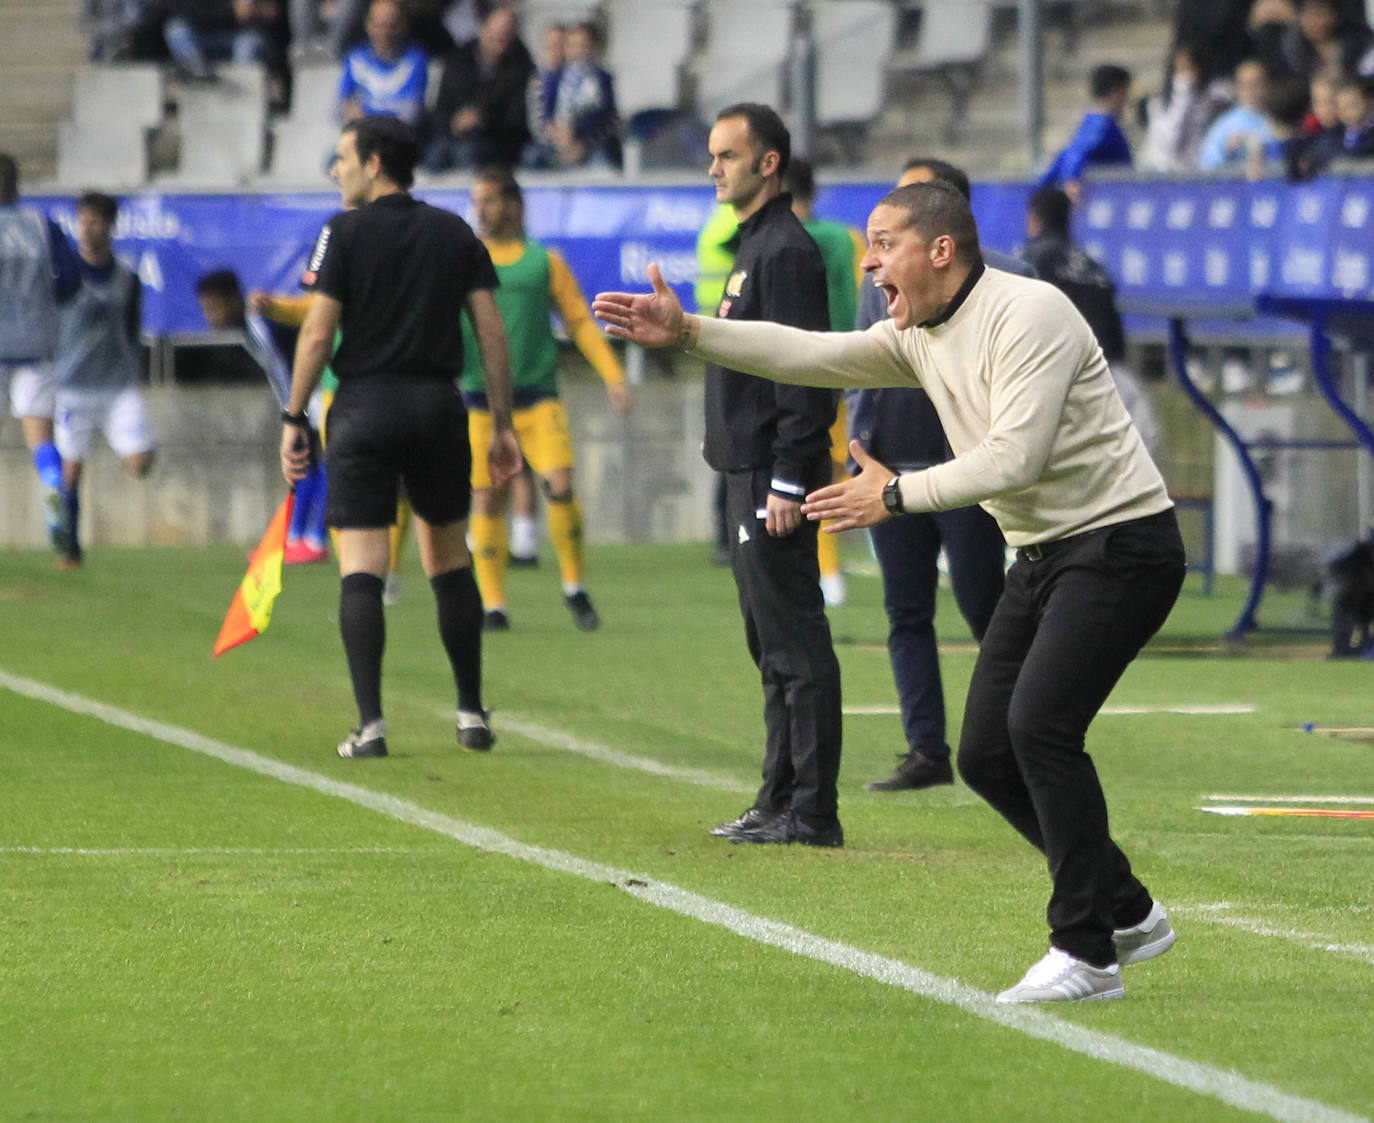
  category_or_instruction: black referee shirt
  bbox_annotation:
[702,192,835,490]
[304,192,499,381]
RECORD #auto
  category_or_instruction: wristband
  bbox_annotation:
[281,409,309,427]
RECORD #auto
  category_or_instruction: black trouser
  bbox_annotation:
[726,468,843,827]
[957,509,1185,966]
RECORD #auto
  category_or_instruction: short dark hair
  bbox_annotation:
[343,114,419,188]
[77,191,119,224]
[474,165,522,204]
[196,269,243,300]
[875,180,982,265]
[1090,64,1132,100]
[1265,75,1313,128]
[715,102,791,178]
[0,152,17,204]
[1027,186,1072,235]
[900,156,971,201]
[780,155,815,202]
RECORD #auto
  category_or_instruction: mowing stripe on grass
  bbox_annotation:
[846,704,1257,717]
[1177,903,1374,967]
[0,667,1365,1123]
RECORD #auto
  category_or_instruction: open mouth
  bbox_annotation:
[879,283,899,315]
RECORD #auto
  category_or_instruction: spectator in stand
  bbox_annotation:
[81,0,167,61]
[425,5,535,171]
[163,0,286,80]
[1198,59,1279,171]
[178,269,266,384]
[522,22,620,170]
[1311,74,1374,159]
[338,0,428,127]
[525,23,565,156]
[1138,41,1230,172]
[1174,0,1260,82]
[1303,68,1343,133]
[1037,64,1134,198]
[1252,0,1374,83]
[1249,73,1328,178]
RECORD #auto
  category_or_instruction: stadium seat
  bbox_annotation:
[888,0,994,143]
[174,63,268,185]
[286,62,340,125]
[56,64,165,187]
[812,1,897,129]
[603,0,695,118]
[695,1,794,122]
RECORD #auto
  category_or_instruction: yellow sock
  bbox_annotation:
[470,513,508,609]
[389,498,413,574]
[546,495,584,590]
[817,518,841,579]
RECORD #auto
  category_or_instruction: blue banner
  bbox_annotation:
[32,174,1374,336]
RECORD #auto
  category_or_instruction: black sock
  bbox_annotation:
[65,485,81,560]
[339,572,385,726]
[431,565,483,714]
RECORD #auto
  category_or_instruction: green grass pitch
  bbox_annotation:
[1,542,1371,1121]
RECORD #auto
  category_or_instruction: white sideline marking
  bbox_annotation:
[1177,903,1374,967]
[1100,703,1257,715]
[0,846,425,856]
[496,713,755,794]
[0,667,1365,1123]
[1203,794,1374,806]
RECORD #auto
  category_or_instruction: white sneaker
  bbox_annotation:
[996,947,1124,1004]
[820,573,846,607]
[1113,900,1176,965]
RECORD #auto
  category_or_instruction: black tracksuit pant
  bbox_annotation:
[957,508,1186,966]
[726,468,843,829]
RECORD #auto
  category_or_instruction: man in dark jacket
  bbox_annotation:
[424,4,534,170]
[700,103,844,847]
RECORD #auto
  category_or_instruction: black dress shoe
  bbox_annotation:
[731,810,845,848]
[865,752,954,792]
[710,806,783,838]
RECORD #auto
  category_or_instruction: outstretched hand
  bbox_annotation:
[801,440,896,532]
[593,263,692,349]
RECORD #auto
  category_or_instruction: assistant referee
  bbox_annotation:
[280,115,521,759]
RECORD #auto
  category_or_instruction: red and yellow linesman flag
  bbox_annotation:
[213,492,294,657]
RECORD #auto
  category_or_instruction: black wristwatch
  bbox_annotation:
[881,474,904,516]
[281,409,309,427]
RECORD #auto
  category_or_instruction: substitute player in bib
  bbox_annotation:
[53,191,155,568]
[463,167,632,632]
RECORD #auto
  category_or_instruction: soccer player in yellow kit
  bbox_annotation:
[463,167,632,631]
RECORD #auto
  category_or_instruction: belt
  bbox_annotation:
[1014,509,1174,563]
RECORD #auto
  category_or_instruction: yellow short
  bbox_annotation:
[469,397,574,488]
[829,398,849,465]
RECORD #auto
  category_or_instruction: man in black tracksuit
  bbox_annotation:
[700,103,843,847]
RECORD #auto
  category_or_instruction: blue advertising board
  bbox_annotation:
[31,174,1374,337]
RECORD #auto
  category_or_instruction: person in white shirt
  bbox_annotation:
[593,179,1185,1004]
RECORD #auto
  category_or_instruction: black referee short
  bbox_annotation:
[325,374,473,529]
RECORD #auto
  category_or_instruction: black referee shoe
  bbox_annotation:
[865,752,954,791]
[731,810,845,848]
[483,609,510,632]
[338,720,388,758]
[709,806,782,838]
[564,590,600,631]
